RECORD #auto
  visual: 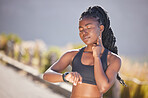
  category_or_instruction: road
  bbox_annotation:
[0,63,65,98]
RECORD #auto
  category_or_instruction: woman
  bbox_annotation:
[43,6,126,98]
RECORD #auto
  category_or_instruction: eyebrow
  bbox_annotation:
[79,23,93,28]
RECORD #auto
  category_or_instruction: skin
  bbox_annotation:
[43,17,121,98]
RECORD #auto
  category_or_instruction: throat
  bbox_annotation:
[83,51,103,56]
[83,51,93,53]
[84,46,105,55]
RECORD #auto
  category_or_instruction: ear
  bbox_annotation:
[99,25,104,38]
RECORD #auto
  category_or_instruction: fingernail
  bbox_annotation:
[80,82,82,84]
[78,82,82,84]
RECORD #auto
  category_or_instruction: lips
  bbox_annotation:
[83,36,90,41]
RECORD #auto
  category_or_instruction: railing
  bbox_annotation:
[122,75,148,85]
[0,52,148,98]
[0,52,71,98]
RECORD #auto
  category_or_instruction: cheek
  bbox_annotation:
[94,29,100,36]
[91,32,99,41]
[91,35,98,42]
[79,33,82,37]
[79,33,83,40]
[91,31,98,38]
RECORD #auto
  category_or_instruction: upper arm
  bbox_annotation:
[45,50,77,73]
[105,54,121,86]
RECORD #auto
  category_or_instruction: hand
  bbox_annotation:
[92,36,102,57]
[65,72,82,86]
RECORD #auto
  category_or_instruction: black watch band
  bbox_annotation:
[62,72,69,82]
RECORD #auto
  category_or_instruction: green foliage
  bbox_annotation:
[121,85,130,98]
[120,80,148,98]
[1,33,147,98]
[7,33,22,44]
[0,33,22,50]
[21,48,30,63]
[0,33,7,50]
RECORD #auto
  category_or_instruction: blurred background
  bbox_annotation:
[0,0,148,98]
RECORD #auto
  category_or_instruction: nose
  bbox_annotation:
[82,28,88,34]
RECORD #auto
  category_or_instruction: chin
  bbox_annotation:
[84,41,94,45]
[82,38,97,45]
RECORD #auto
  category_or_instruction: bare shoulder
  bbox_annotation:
[108,51,121,63]
[48,49,80,72]
[107,51,121,71]
[63,49,80,64]
[64,49,79,57]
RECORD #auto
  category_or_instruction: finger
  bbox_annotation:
[65,72,71,83]
[78,73,82,84]
[97,36,101,45]
[65,72,70,82]
[70,72,74,83]
[73,72,78,86]
[72,72,76,85]
[72,72,76,84]
[68,72,78,84]
[75,73,79,85]
[96,37,99,45]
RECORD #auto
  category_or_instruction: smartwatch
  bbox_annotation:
[62,72,69,82]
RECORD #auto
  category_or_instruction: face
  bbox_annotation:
[79,17,102,45]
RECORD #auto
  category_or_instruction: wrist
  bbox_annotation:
[62,72,69,82]
[94,56,101,61]
[93,55,101,58]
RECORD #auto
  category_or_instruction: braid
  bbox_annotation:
[80,6,126,86]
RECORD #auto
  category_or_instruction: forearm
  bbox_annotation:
[43,71,63,83]
[94,56,109,92]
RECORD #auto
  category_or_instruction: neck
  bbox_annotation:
[84,44,105,54]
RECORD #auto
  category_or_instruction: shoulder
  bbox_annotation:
[107,51,121,71]
[61,48,80,64]
[108,51,121,63]
[63,49,80,57]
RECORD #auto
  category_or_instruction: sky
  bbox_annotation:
[0,0,148,59]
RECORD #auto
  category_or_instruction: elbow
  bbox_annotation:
[98,83,110,94]
[43,72,57,83]
[43,73,48,81]
[99,86,108,94]
[43,72,52,82]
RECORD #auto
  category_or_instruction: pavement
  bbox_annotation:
[0,52,72,98]
[0,63,66,98]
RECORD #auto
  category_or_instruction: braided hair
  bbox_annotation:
[80,6,126,86]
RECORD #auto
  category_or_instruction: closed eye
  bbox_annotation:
[87,27,92,29]
[79,28,84,32]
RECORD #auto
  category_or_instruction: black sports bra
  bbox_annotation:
[72,46,108,85]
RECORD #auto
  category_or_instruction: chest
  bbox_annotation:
[81,53,94,66]
[81,52,110,66]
